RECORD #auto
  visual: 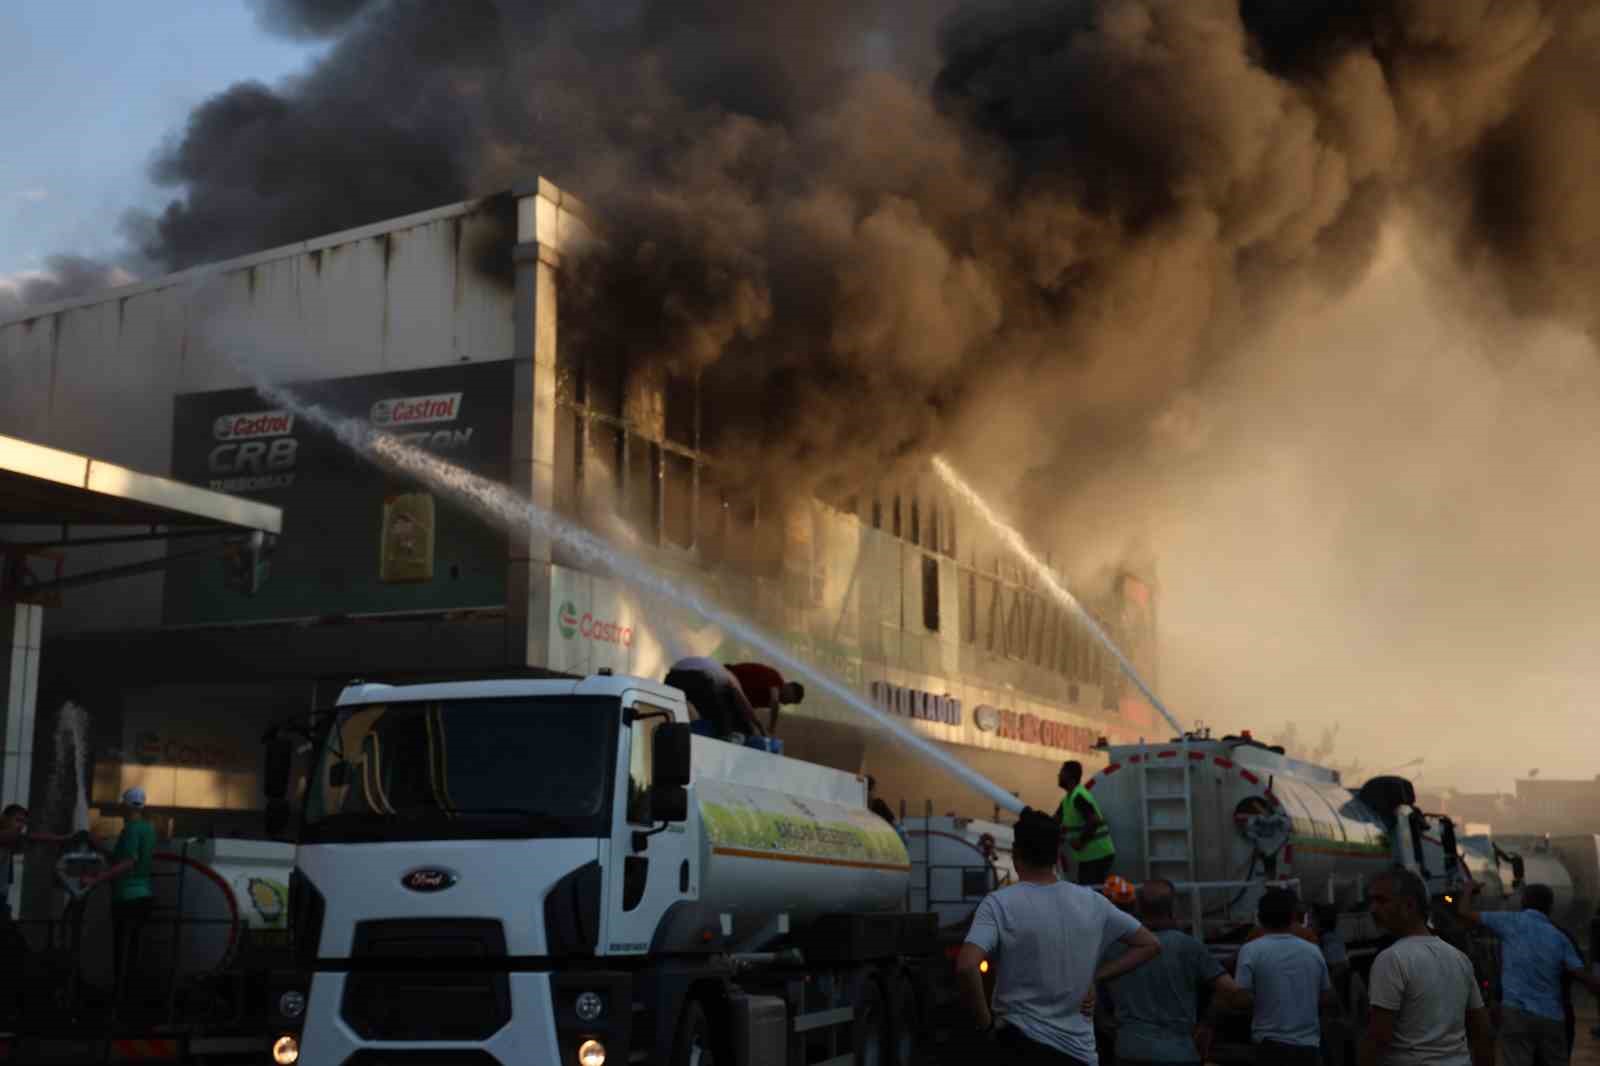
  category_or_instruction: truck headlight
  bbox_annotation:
[578,1039,606,1066]
[575,991,605,1022]
[272,1034,300,1065]
[278,990,306,1019]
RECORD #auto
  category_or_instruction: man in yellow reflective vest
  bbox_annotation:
[1057,760,1116,885]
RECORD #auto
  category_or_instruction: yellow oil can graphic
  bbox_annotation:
[380,492,436,583]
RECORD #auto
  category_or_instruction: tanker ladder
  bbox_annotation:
[1139,741,1197,886]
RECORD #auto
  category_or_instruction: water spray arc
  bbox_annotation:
[251,380,1025,816]
[931,456,1184,738]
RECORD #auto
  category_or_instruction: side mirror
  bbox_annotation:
[263,738,293,801]
[265,798,291,837]
[653,723,692,790]
[652,785,688,824]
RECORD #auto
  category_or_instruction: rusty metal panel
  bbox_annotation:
[380,219,456,370]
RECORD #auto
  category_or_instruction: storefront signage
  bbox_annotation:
[973,704,1098,753]
[133,730,238,770]
[167,361,515,625]
[868,681,962,726]
[557,600,635,647]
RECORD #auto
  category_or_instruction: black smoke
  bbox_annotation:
[246,0,384,39]
[88,0,1600,505]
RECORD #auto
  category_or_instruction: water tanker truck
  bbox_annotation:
[1083,729,1491,1065]
[271,659,983,1066]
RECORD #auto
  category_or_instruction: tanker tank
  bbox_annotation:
[653,658,913,951]
[60,836,293,990]
[1085,733,1462,930]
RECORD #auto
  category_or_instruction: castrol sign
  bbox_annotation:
[213,410,294,440]
[371,392,462,428]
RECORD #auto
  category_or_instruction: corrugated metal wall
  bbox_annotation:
[0,199,518,633]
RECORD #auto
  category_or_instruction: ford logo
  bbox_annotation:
[401,868,458,893]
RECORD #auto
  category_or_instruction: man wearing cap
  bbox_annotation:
[1057,761,1116,886]
[84,788,157,1011]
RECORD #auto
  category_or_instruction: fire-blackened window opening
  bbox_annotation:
[922,556,941,633]
[302,697,619,843]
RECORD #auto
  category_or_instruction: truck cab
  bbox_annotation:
[286,672,696,1065]
[277,664,934,1066]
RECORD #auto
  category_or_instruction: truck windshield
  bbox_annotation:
[301,696,618,843]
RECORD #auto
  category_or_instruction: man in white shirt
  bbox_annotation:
[1231,886,1335,1065]
[957,807,1162,1064]
[1360,866,1493,1066]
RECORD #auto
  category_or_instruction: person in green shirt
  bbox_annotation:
[83,787,157,1007]
[1057,760,1117,885]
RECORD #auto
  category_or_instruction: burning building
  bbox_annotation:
[0,181,1162,879]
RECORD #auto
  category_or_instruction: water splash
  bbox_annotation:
[49,702,92,835]
[252,379,1025,815]
[931,456,1184,737]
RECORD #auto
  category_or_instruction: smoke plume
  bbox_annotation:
[0,255,135,319]
[39,0,1600,786]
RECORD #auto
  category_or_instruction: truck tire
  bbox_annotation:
[671,998,717,1066]
[854,977,888,1066]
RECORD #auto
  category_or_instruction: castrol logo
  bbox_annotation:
[213,410,294,441]
[371,392,463,428]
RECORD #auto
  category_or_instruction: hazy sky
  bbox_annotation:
[0,2,314,278]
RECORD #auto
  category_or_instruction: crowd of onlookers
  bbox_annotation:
[956,805,1600,1066]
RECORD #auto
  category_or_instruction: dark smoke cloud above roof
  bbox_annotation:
[105,0,1600,509]
[0,255,133,319]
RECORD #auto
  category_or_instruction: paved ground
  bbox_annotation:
[1573,1000,1600,1066]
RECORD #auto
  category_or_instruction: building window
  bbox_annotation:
[892,495,902,539]
[910,498,921,546]
[663,451,695,549]
[871,497,882,530]
[922,555,940,632]
[963,571,976,643]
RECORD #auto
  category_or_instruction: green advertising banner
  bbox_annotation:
[163,361,515,624]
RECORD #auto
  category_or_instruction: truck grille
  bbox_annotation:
[341,920,511,1041]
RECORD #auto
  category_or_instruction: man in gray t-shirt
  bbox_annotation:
[959,808,1162,1064]
[1363,868,1493,1066]
[1105,879,1243,1065]
[1232,887,1334,1065]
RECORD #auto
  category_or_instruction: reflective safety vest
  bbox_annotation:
[1059,785,1115,862]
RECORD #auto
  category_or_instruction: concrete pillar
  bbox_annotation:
[506,178,596,671]
[1,602,43,912]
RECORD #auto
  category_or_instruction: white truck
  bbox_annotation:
[266,660,963,1066]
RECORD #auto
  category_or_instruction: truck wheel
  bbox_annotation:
[854,978,888,1066]
[889,973,919,1066]
[671,999,717,1066]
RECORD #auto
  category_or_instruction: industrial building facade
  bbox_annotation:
[0,178,1161,866]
